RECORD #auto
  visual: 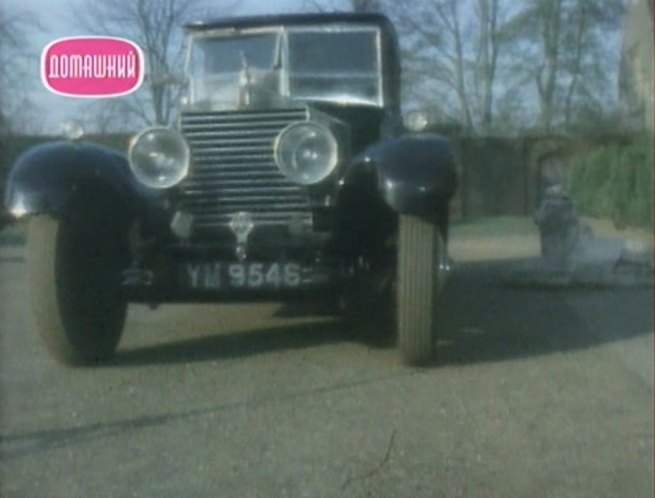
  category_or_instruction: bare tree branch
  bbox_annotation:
[71,0,226,129]
[506,0,624,132]
[0,5,43,134]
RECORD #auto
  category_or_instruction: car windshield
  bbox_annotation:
[287,28,382,106]
[187,32,281,110]
[185,26,383,110]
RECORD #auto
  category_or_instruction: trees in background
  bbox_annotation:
[382,0,626,135]
[75,0,212,128]
[505,0,624,132]
[387,0,514,133]
[0,6,41,136]
[389,0,474,129]
[72,0,637,135]
[474,0,503,130]
[0,6,42,224]
[78,0,627,136]
[2,0,634,136]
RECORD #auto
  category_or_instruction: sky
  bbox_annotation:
[4,0,311,134]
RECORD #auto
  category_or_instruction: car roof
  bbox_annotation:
[185,12,394,32]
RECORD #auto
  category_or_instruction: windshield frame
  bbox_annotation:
[183,24,385,110]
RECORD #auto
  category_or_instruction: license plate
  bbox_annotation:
[185,262,302,290]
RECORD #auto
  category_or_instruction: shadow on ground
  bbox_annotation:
[433,259,652,367]
[111,258,653,368]
[111,320,353,367]
[2,259,651,461]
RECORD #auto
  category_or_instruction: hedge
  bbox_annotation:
[569,138,653,228]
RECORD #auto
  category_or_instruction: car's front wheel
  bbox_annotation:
[396,214,448,365]
[27,202,129,365]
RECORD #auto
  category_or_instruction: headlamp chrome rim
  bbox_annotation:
[128,126,190,189]
[273,122,338,185]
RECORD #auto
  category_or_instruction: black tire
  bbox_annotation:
[396,215,447,365]
[27,204,129,365]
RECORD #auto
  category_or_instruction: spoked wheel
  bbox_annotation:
[396,214,448,365]
[27,199,129,366]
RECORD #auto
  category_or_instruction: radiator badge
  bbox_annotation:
[229,212,254,261]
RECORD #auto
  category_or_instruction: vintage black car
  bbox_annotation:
[4,13,457,366]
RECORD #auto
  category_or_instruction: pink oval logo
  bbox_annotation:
[41,36,145,98]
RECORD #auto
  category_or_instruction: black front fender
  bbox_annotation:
[344,133,457,216]
[4,141,152,218]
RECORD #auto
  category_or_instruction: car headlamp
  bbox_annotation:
[274,122,338,185]
[128,127,190,189]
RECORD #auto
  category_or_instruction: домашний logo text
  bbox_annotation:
[41,37,144,98]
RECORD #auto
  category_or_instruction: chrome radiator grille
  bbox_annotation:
[179,108,310,235]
